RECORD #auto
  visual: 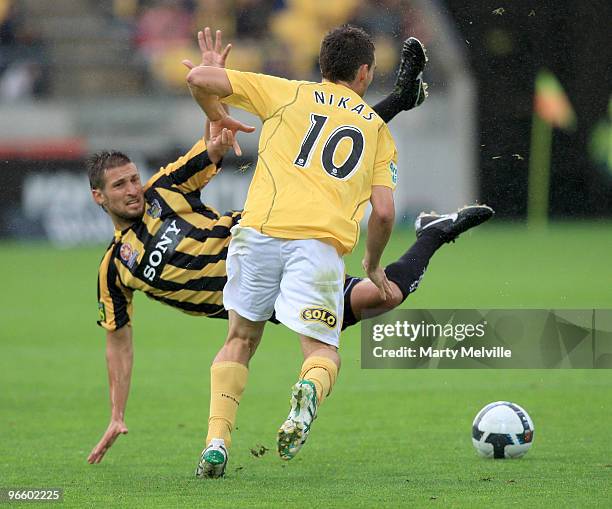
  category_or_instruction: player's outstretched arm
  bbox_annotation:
[184,35,233,101]
[184,29,233,111]
[87,326,133,464]
[197,27,232,142]
[363,185,395,301]
[184,64,233,124]
[198,27,232,69]
[184,28,254,156]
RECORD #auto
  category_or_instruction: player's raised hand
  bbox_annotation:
[182,27,232,70]
[362,261,394,302]
[209,116,255,157]
[207,128,235,164]
[87,419,128,464]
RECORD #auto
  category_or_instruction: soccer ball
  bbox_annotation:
[471,401,534,459]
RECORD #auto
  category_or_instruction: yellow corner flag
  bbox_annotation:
[528,70,576,228]
[534,69,576,129]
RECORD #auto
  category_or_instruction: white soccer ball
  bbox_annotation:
[471,401,534,459]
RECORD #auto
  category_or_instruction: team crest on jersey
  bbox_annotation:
[119,242,139,268]
[146,199,162,219]
[300,307,337,329]
[389,161,398,185]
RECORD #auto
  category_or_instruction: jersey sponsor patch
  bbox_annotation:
[119,242,139,268]
[300,306,338,329]
[135,218,184,283]
[389,160,398,185]
[146,198,162,219]
[98,302,106,322]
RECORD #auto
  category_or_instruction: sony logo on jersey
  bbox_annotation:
[142,219,182,282]
[313,91,376,121]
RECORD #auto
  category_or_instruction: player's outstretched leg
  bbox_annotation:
[394,37,429,109]
[414,204,494,243]
[342,204,494,326]
[196,438,228,479]
[372,37,429,123]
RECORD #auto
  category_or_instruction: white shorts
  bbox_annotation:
[223,226,345,347]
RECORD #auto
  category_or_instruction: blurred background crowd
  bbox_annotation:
[0,0,610,245]
[0,0,433,99]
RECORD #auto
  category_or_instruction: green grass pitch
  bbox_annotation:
[1,223,611,508]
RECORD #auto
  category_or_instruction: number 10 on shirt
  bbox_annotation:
[294,113,365,180]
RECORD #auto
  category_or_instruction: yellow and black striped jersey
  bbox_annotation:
[96,139,240,331]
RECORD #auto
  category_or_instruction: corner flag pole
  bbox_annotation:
[527,112,552,228]
[527,70,575,229]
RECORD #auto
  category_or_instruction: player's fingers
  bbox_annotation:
[220,128,229,146]
[384,280,394,301]
[93,435,117,463]
[197,30,206,52]
[204,120,211,141]
[375,278,387,301]
[88,442,105,463]
[93,448,105,464]
[182,59,195,70]
[220,43,232,64]
[236,121,256,133]
[233,138,243,157]
[379,285,387,301]
[214,30,222,53]
[225,129,235,147]
[204,27,214,51]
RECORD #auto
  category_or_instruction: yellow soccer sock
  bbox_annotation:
[299,356,338,406]
[206,361,249,450]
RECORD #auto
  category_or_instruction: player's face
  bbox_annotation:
[94,163,145,227]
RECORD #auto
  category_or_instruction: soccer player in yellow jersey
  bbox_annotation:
[185,25,400,476]
[86,29,493,467]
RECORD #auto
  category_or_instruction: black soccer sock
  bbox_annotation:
[385,230,445,300]
[372,93,406,123]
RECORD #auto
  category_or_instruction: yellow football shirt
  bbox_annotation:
[223,70,397,254]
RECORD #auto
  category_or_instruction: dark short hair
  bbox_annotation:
[319,25,375,83]
[86,150,132,190]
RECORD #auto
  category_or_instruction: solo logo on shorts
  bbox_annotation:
[301,307,337,329]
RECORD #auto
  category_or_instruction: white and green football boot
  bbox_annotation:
[277,380,318,460]
[195,438,228,479]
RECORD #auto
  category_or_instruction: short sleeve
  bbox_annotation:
[372,124,398,190]
[222,70,302,120]
[145,138,219,194]
[97,247,133,331]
